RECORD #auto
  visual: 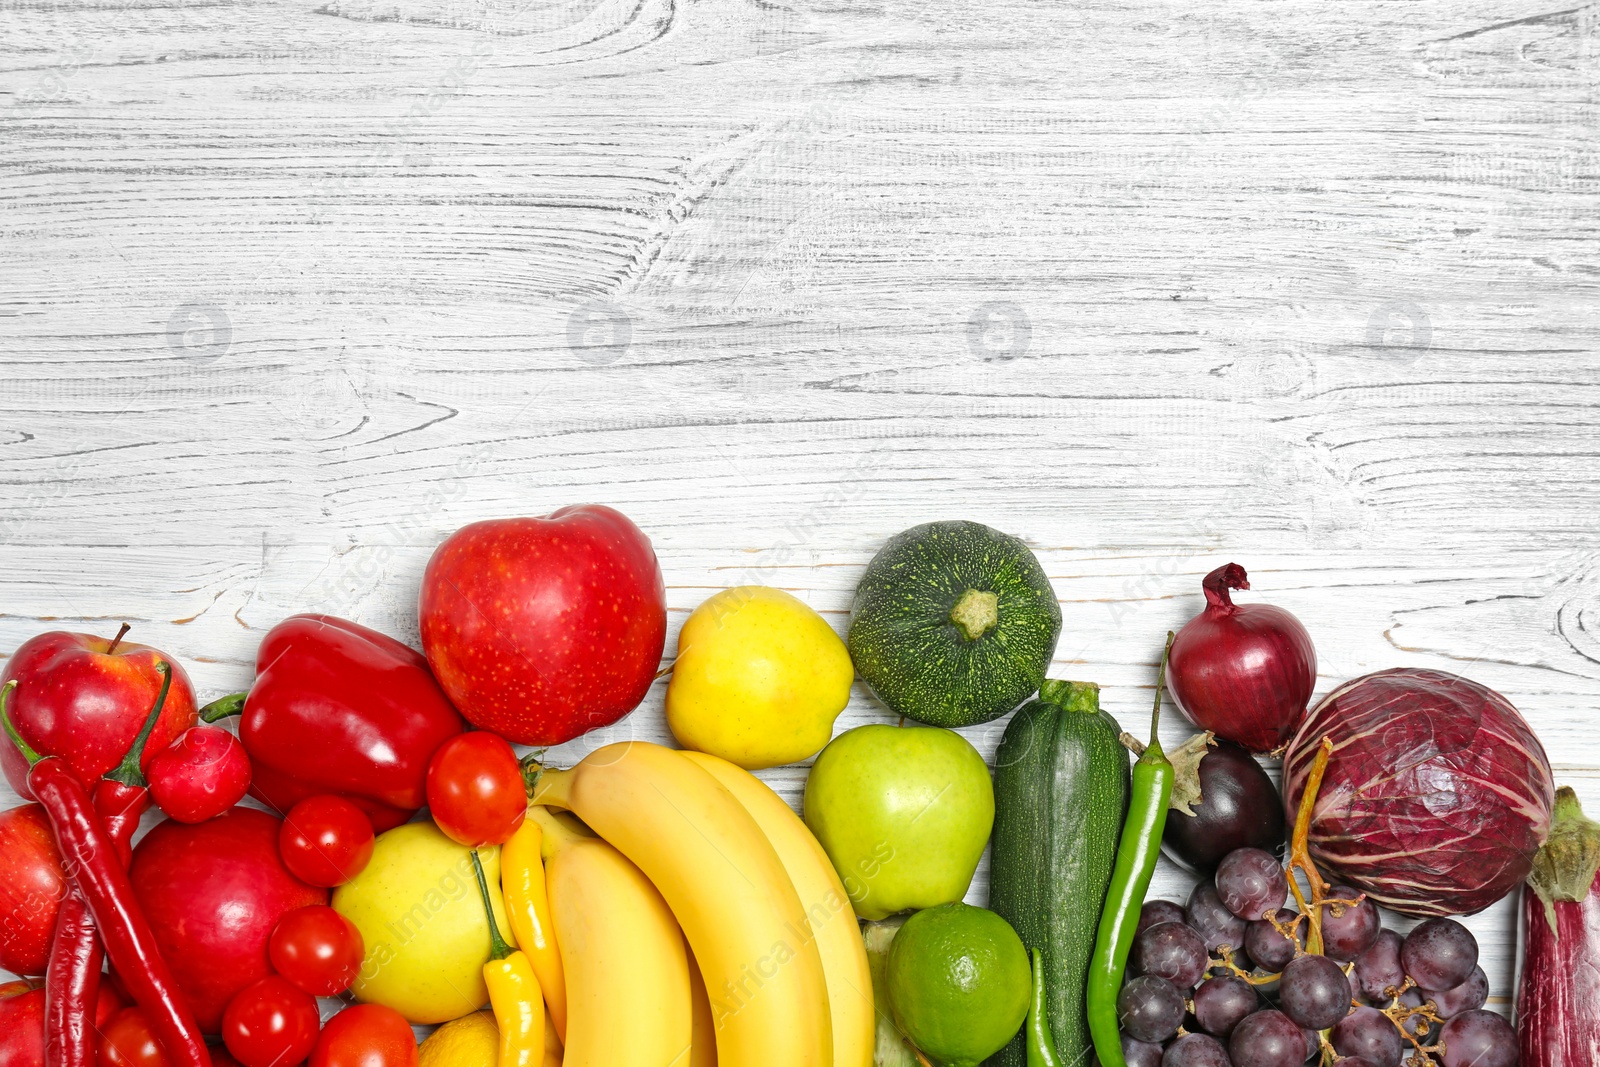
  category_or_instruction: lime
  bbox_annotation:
[885,902,1031,1067]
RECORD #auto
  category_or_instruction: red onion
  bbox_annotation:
[1165,564,1317,753]
[1516,786,1600,1066]
[1284,668,1554,917]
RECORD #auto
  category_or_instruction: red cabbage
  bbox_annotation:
[1283,668,1553,917]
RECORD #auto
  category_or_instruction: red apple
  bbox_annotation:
[129,809,326,1034]
[0,627,198,800]
[0,804,68,977]
[419,505,667,745]
[0,979,123,1067]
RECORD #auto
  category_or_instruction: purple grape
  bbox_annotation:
[1244,909,1304,973]
[1317,885,1381,962]
[1424,964,1488,1017]
[1193,974,1258,1038]
[1396,987,1430,1038]
[1123,1034,1165,1067]
[1336,1060,1379,1067]
[1215,848,1287,921]
[1229,1009,1306,1067]
[1139,899,1188,935]
[1131,921,1210,989]
[1188,882,1249,954]
[1278,953,1354,1030]
[1353,929,1404,1003]
[1329,1005,1404,1067]
[1118,974,1187,1043]
[1163,1032,1232,1067]
[1401,918,1478,992]
[1437,1010,1517,1067]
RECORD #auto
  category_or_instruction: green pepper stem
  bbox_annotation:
[1145,632,1175,760]
[470,849,513,961]
[199,692,248,723]
[0,682,42,767]
[104,662,172,789]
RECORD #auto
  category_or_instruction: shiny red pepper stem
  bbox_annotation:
[104,661,172,790]
[198,692,246,723]
[2,687,211,1067]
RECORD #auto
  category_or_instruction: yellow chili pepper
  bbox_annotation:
[502,813,569,1041]
[472,849,547,1067]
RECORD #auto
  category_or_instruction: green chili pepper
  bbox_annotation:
[1027,948,1063,1067]
[1085,633,1177,1067]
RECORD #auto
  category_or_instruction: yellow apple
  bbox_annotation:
[333,821,516,1025]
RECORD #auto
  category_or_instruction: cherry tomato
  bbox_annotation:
[147,726,252,824]
[425,732,526,847]
[309,1005,417,1067]
[220,976,321,1067]
[98,1008,171,1067]
[269,905,365,997]
[280,796,376,888]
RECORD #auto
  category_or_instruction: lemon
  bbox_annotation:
[419,1012,498,1067]
[666,586,853,769]
[886,902,1030,1067]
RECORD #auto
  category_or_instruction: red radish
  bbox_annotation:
[147,727,251,824]
[419,505,667,746]
[129,808,326,1033]
[1517,786,1600,1066]
[1165,564,1316,753]
[0,627,197,800]
[1284,668,1553,917]
[0,804,68,977]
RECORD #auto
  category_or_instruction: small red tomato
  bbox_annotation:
[280,797,375,888]
[309,1005,417,1067]
[270,905,365,997]
[98,1008,171,1067]
[220,976,321,1067]
[425,732,526,847]
[147,726,252,824]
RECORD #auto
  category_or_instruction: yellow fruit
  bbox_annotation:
[681,752,874,1067]
[666,586,854,769]
[418,1011,497,1067]
[533,807,693,1067]
[687,945,716,1067]
[533,743,833,1067]
[334,822,516,1025]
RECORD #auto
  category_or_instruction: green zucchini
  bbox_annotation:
[988,680,1129,1067]
[847,520,1061,728]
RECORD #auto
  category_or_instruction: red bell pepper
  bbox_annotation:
[202,615,464,832]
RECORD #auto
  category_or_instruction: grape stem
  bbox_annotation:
[1209,945,1278,986]
[1286,736,1335,955]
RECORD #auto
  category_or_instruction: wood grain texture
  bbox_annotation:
[3,0,1598,1027]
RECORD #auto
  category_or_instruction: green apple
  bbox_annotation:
[803,723,994,921]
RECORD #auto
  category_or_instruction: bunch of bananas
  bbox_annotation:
[515,741,875,1067]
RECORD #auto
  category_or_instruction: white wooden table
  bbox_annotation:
[4,0,1598,1026]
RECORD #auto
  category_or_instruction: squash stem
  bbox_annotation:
[949,589,999,641]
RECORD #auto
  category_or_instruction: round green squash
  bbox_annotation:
[847,520,1062,728]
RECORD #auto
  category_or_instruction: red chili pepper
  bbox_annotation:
[201,615,464,832]
[45,665,171,1067]
[2,678,210,1067]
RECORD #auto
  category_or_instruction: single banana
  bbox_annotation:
[533,743,833,1067]
[531,806,693,1067]
[687,944,717,1067]
[681,751,874,1067]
